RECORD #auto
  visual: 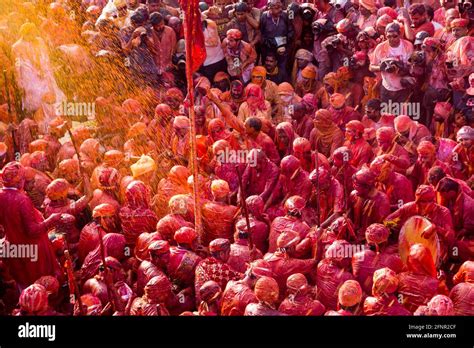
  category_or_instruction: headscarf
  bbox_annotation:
[254,276,279,306]
[46,179,69,200]
[19,284,48,313]
[208,118,231,144]
[246,195,264,216]
[92,203,116,218]
[1,161,25,188]
[173,116,190,129]
[168,165,190,186]
[277,82,294,95]
[376,14,394,29]
[394,115,413,133]
[415,185,436,203]
[456,126,474,141]
[359,0,376,13]
[295,49,313,61]
[131,155,156,179]
[426,295,455,316]
[125,180,151,209]
[166,88,184,102]
[245,83,267,113]
[372,267,398,296]
[210,179,230,200]
[376,127,396,143]
[275,122,296,156]
[330,93,346,109]
[338,280,362,307]
[417,141,436,157]
[365,223,390,245]
[407,244,437,278]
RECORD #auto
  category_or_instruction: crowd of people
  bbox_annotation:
[0,0,473,316]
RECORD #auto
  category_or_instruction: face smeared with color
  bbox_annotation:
[377,136,392,152]
[231,82,244,99]
[353,178,371,197]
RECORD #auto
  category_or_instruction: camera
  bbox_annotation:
[381,58,399,73]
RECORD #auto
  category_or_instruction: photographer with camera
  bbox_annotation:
[120,11,160,88]
[321,33,351,73]
[370,22,414,103]
[260,0,294,72]
[312,18,336,80]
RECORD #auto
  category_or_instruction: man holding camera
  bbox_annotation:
[370,23,414,104]
[260,0,294,72]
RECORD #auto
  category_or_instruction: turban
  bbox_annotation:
[336,19,352,33]
[131,155,156,178]
[156,215,182,239]
[309,166,330,186]
[434,102,452,119]
[199,280,222,303]
[127,122,147,138]
[226,28,242,40]
[252,66,267,78]
[365,223,390,245]
[1,161,25,188]
[453,260,474,284]
[122,99,142,114]
[370,156,392,179]
[209,238,230,252]
[46,179,69,200]
[212,139,230,155]
[338,280,363,307]
[210,179,230,199]
[145,275,171,303]
[174,227,197,245]
[376,126,396,142]
[246,195,264,215]
[19,22,39,39]
[394,115,413,133]
[58,159,79,176]
[426,295,454,316]
[168,194,189,215]
[125,180,151,208]
[415,185,436,203]
[29,151,48,170]
[148,240,170,255]
[113,0,126,7]
[104,150,124,167]
[166,88,184,101]
[195,76,211,91]
[346,120,365,134]
[98,167,119,189]
[71,126,92,145]
[80,294,102,315]
[29,139,48,153]
[155,104,172,118]
[330,93,346,109]
[19,284,48,313]
[214,71,230,83]
[333,146,352,161]
[92,203,116,218]
[168,165,190,185]
[377,6,398,19]
[315,109,333,123]
[277,230,301,249]
[277,82,294,95]
[302,93,317,111]
[254,276,279,305]
[247,259,274,278]
[134,232,162,261]
[35,276,59,295]
[451,18,469,28]
[284,195,306,215]
[353,168,376,186]
[359,0,376,13]
[173,116,190,129]
[286,273,308,292]
[325,239,351,262]
[456,126,474,141]
[293,137,311,153]
[417,141,436,157]
[295,48,313,61]
[80,138,100,158]
[301,66,317,79]
[376,14,394,28]
[281,155,301,177]
[372,267,398,296]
